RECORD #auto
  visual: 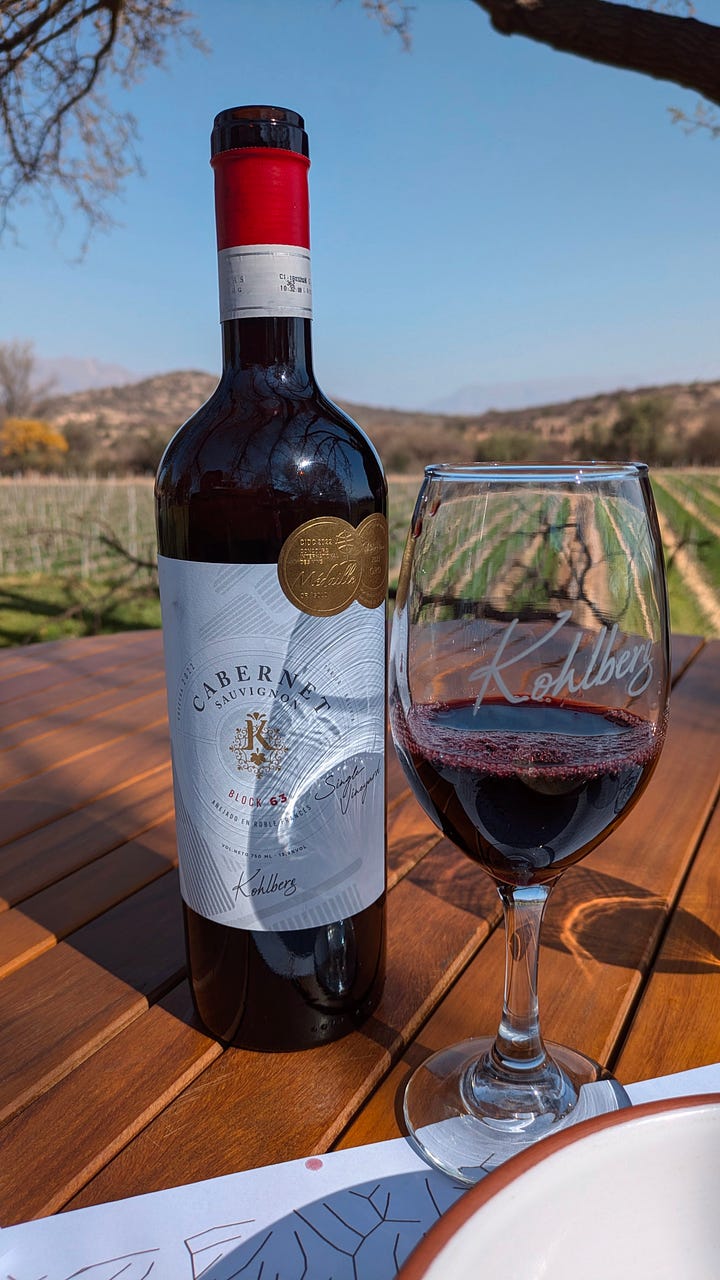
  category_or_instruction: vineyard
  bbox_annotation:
[385,471,720,639]
[0,471,719,645]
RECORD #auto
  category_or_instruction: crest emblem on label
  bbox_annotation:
[229,711,288,778]
[278,515,388,616]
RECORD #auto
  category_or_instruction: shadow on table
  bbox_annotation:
[411,847,720,977]
[64,867,186,1000]
[544,866,720,975]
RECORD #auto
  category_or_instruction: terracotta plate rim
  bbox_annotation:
[397,1091,720,1279]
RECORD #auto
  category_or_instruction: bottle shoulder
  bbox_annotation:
[155,371,386,562]
[157,372,383,488]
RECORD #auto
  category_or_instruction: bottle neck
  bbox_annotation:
[212,145,314,382]
[220,316,314,378]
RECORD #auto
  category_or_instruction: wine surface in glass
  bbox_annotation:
[392,697,665,886]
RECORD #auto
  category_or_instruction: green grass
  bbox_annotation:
[0,574,160,647]
[663,471,720,529]
[663,562,711,637]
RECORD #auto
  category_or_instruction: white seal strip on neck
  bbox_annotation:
[218,244,312,320]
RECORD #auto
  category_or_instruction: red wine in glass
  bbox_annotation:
[392,697,665,887]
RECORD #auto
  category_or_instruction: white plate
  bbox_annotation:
[398,1094,720,1280]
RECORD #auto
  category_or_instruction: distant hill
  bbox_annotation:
[43,371,720,473]
[44,371,219,473]
[45,369,218,435]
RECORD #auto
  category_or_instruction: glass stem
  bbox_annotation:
[492,882,552,1075]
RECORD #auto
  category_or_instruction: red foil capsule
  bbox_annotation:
[211,147,311,251]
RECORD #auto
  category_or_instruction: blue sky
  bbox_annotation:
[1,0,719,411]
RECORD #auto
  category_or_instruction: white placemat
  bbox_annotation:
[2,1062,719,1278]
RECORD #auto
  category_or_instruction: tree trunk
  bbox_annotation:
[471,0,720,109]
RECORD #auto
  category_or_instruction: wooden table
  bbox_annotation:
[0,628,719,1227]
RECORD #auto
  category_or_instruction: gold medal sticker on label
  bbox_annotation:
[278,517,362,617]
[356,513,389,610]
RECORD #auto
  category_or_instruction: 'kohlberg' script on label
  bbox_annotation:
[471,611,655,708]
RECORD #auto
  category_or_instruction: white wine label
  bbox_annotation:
[158,555,385,931]
[218,244,312,320]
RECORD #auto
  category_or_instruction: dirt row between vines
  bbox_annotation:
[660,476,720,542]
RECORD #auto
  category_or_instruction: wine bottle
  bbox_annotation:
[155,106,387,1050]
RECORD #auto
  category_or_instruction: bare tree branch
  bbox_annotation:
[0,1,205,250]
[469,1,720,109]
[337,1,414,48]
[0,340,56,417]
[669,98,720,139]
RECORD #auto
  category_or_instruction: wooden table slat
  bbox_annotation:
[385,730,408,805]
[0,764,173,910]
[0,630,161,709]
[669,631,705,679]
[387,793,442,887]
[0,718,170,847]
[0,817,177,979]
[0,632,144,685]
[0,983,220,1226]
[0,656,164,742]
[614,794,720,1083]
[64,878,491,1212]
[0,685,168,789]
[0,872,185,1126]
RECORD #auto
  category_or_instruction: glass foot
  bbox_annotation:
[403,1037,630,1184]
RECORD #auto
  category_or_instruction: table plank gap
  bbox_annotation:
[0,872,185,1126]
[0,719,171,847]
[0,764,173,910]
[0,820,178,978]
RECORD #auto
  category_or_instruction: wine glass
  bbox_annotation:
[389,463,670,1182]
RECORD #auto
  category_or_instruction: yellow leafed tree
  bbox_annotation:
[0,417,69,470]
